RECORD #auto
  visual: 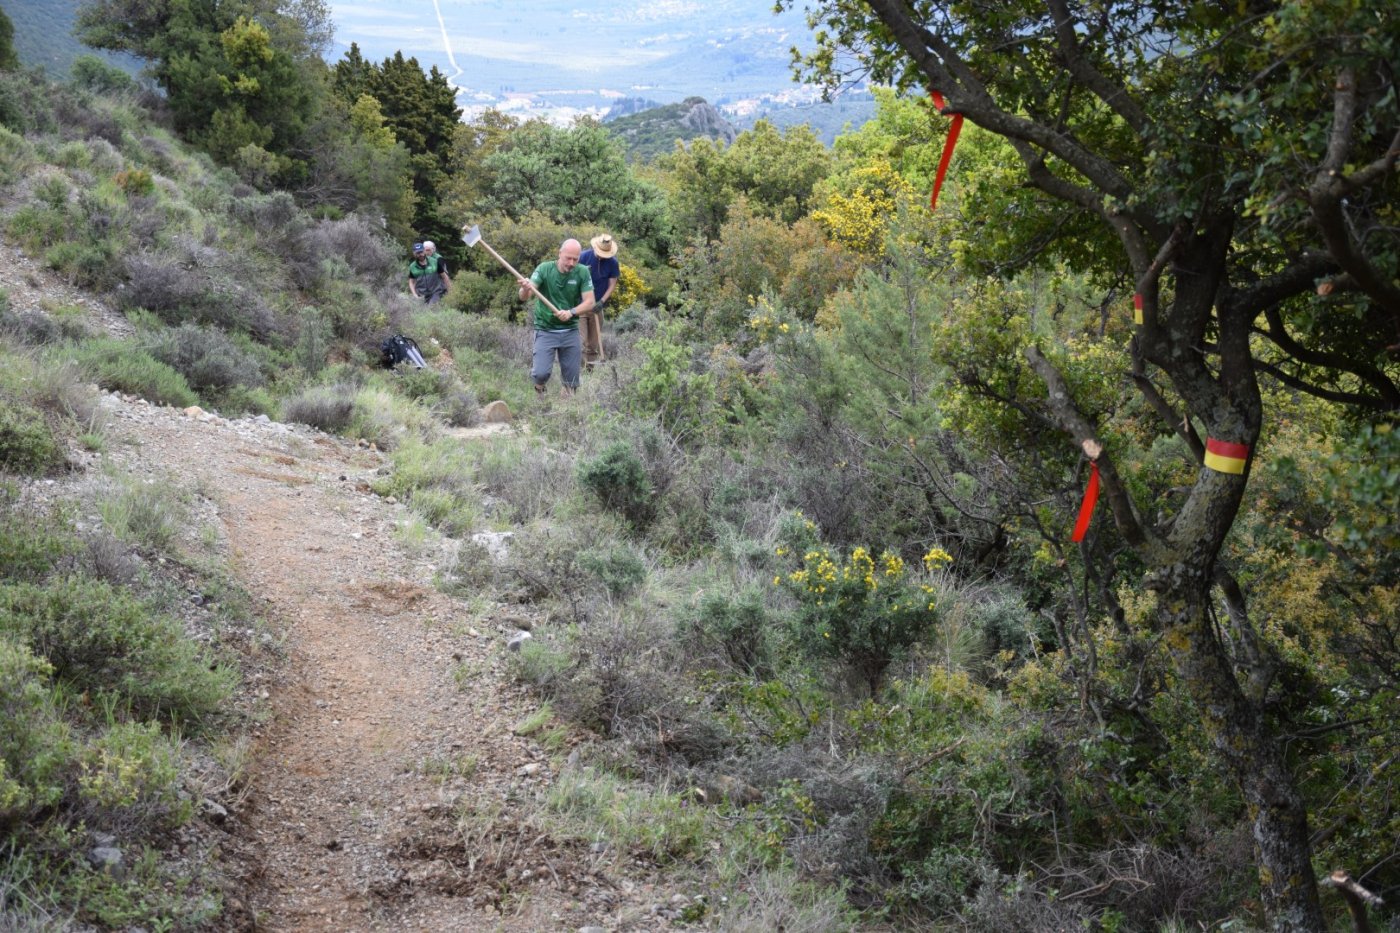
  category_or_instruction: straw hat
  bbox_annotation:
[590,233,618,259]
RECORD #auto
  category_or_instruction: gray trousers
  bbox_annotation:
[532,328,582,388]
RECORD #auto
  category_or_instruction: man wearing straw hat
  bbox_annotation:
[517,238,594,396]
[578,233,619,370]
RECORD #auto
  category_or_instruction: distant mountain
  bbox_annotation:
[730,90,879,146]
[603,98,663,121]
[0,0,141,81]
[327,0,818,125]
[605,97,738,163]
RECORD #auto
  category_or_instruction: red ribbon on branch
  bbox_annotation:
[1070,460,1100,542]
[929,90,964,211]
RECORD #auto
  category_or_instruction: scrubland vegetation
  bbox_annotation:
[1,0,1397,928]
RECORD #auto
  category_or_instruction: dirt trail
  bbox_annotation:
[102,401,607,931]
[2,252,631,930]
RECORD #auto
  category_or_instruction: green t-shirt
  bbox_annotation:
[529,261,594,331]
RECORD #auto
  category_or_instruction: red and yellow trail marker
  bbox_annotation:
[1133,292,1144,325]
[1203,437,1250,475]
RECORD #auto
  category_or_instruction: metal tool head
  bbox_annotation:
[461,224,482,248]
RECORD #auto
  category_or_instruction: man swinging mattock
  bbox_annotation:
[516,238,594,396]
[460,225,594,396]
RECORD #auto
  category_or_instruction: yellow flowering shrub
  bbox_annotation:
[777,544,952,694]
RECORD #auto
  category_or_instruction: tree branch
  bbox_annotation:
[1128,336,1205,460]
[1255,305,1400,408]
[1308,67,1400,319]
[1249,356,1397,410]
[1212,566,1276,704]
[1024,344,1156,552]
[865,0,1136,203]
[1044,0,1150,135]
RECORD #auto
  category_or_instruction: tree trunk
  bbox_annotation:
[1153,557,1326,929]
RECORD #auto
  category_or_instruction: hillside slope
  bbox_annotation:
[0,249,664,930]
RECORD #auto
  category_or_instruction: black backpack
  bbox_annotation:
[380,334,426,369]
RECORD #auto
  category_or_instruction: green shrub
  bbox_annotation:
[98,477,188,553]
[578,544,648,600]
[459,435,572,525]
[70,56,138,95]
[0,402,63,475]
[578,441,653,529]
[0,635,73,826]
[394,367,481,427]
[683,585,774,676]
[149,322,266,395]
[442,270,500,316]
[0,577,235,726]
[629,318,715,438]
[0,486,77,580]
[44,238,120,289]
[216,383,277,417]
[282,383,356,432]
[374,437,482,537]
[7,356,99,424]
[777,545,949,695]
[347,385,438,450]
[76,721,187,834]
[63,338,198,408]
[113,168,154,196]
[5,203,68,253]
[0,124,36,184]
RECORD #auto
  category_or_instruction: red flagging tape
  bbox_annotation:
[929,90,964,211]
[1070,460,1100,542]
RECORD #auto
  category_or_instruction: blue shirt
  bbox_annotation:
[579,249,620,306]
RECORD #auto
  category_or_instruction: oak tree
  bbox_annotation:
[781,0,1399,927]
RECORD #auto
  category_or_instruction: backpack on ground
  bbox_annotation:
[380,334,427,369]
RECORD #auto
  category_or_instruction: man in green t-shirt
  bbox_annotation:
[517,238,594,395]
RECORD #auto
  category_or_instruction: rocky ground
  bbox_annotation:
[2,248,691,932]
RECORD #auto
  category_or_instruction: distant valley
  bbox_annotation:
[326,0,871,136]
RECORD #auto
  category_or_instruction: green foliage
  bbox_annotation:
[658,119,831,240]
[330,46,460,249]
[682,585,774,676]
[0,7,19,71]
[0,487,78,581]
[98,475,188,553]
[373,436,482,537]
[148,321,266,397]
[471,119,672,260]
[1313,422,1399,577]
[676,207,857,332]
[628,318,715,439]
[0,635,71,825]
[77,0,319,185]
[394,366,480,428]
[69,54,138,94]
[778,545,949,694]
[0,577,234,725]
[577,544,648,601]
[63,337,198,408]
[577,441,653,530]
[281,382,356,433]
[543,766,710,864]
[77,721,185,825]
[0,401,63,476]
